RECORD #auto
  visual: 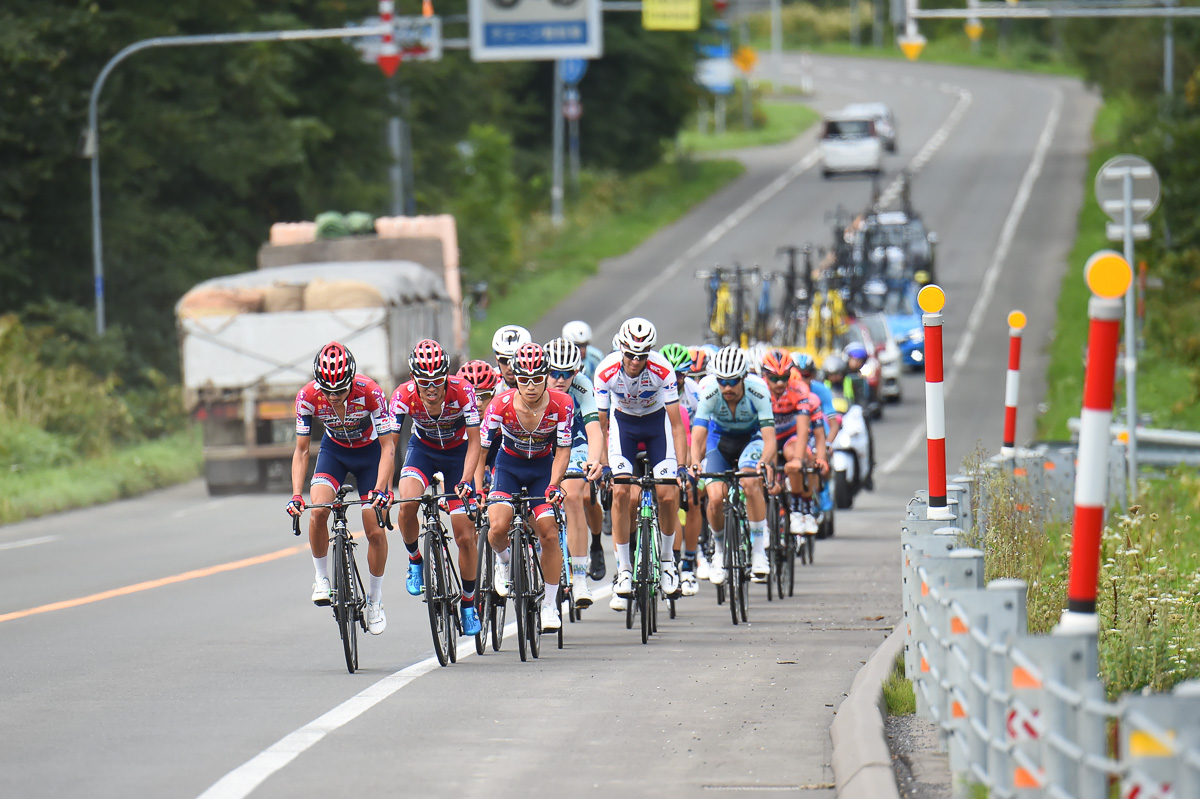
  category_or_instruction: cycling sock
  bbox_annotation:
[660,532,676,559]
[461,579,476,604]
[749,520,767,554]
[616,543,632,572]
[496,547,510,565]
[789,494,803,513]
[544,581,560,608]
[681,549,697,572]
[368,573,383,604]
[312,555,329,582]
[404,538,422,563]
[571,557,588,579]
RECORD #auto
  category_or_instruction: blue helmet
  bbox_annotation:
[844,343,868,361]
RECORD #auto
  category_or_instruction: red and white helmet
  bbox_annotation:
[313,341,356,393]
[409,339,449,380]
[511,342,549,378]
[616,317,657,355]
[457,360,501,393]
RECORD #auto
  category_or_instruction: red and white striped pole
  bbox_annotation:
[918,284,954,522]
[1062,251,1131,630]
[1000,310,1026,457]
[377,0,400,77]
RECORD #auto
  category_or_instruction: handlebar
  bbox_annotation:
[291,494,390,536]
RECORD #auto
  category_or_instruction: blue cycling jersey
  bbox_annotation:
[807,379,834,436]
[581,345,605,382]
[693,374,775,436]
[566,372,599,442]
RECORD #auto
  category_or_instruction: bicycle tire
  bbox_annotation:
[423,533,449,667]
[737,522,750,623]
[724,509,740,626]
[442,536,459,665]
[785,529,797,597]
[765,496,778,602]
[513,522,529,663]
[476,534,491,656]
[639,517,652,645]
[526,539,543,659]
[333,533,358,673]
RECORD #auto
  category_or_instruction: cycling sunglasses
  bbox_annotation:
[494,355,511,366]
[320,387,350,398]
[516,375,547,386]
[622,352,649,362]
[766,373,791,383]
[716,377,742,388]
[415,377,446,389]
[549,369,576,381]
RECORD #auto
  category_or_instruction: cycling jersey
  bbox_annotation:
[678,375,701,417]
[480,389,574,459]
[564,372,600,446]
[792,373,834,436]
[581,344,605,382]
[593,352,679,416]
[295,377,389,448]
[389,376,480,450]
[693,374,775,437]
[769,384,817,442]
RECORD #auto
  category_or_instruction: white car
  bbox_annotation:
[843,102,897,153]
[861,313,903,402]
[819,112,884,179]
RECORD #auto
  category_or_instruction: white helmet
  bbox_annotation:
[543,337,582,372]
[492,325,531,357]
[562,320,593,346]
[611,334,621,353]
[746,342,770,375]
[711,346,749,380]
[616,317,657,354]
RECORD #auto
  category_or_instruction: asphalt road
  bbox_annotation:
[0,55,1097,798]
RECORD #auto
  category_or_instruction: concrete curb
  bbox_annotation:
[830,626,905,798]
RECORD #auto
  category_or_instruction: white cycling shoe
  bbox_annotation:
[494,559,511,598]
[366,601,387,635]
[681,570,699,597]
[574,578,593,609]
[609,593,628,612]
[751,550,770,579]
[695,552,710,581]
[789,512,804,535]
[540,604,561,632]
[803,514,819,534]
[660,561,681,597]
[708,557,727,585]
[311,576,332,606]
[614,569,633,597]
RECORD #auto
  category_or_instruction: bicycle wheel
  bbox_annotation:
[736,523,750,623]
[785,528,797,598]
[442,537,459,665]
[724,510,740,626]
[765,497,778,603]
[526,539,543,659]
[476,529,490,655]
[513,525,529,663]
[332,533,358,673]
[423,533,449,667]
[638,519,652,645]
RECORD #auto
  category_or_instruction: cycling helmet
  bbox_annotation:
[457,360,500,392]
[561,320,593,346]
[843,342,869,362]
[313,341,356,393]
[822,354,847,378]
[760,348,794,378]
[746,342,770,374]
[616,317,657,354]
[409,339,450,379]
[544,337,582,372]
[711,346,749,380]
[690,348,709,377]
[660,343,692,373]
[795,352,816,378]
[700,343,720,358]
[511,342,549,378]
[491,325,531,357]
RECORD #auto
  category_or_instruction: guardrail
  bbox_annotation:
[901,458,1200,798]
[1066,418,1200,468]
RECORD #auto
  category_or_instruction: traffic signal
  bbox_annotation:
[713,0,728,14]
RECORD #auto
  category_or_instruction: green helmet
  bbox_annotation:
[660,343,692,372]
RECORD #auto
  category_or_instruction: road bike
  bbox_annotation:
[506,488,546,662]
[474,500,507,655]
[695,264,759,347]
[697,468,756,626]
[609,468,680,644]
[393,491,469,667]
[292,484,388,674]
[764,474,793,602]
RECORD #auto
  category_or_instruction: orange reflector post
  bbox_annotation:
[951,617,968,635]
[921,582,929,596]
[952,701,966,718]
[921,657,930,673]
[1014,767,1043,788]
[1014,467,1028,477]
[1012,666,1043,689]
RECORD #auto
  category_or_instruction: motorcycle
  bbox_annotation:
[831,400,874,510]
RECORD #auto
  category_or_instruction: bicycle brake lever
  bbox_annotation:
[292,515,301,536]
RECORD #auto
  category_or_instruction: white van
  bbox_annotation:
[819,112,883,178]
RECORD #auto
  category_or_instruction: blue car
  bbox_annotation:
[882,281,925,370]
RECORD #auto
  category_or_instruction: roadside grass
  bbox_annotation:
[883,653,916,715]
[679,101,820,153]
[782,37,1083,79]
[468,157,745,356]
[0,426,203,525]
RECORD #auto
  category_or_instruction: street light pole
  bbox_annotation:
[85,24,388,336]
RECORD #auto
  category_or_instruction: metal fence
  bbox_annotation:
[901,454,1200,798]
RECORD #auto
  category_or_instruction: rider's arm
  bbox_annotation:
[759,425,777,467]
[689,420,709,469]
[475,404,498,489]
[551,399,574,485]
[584,419,605,467]
[462,425,482,487]
[291,433,311,498]
[665,401,688,468]
[374,432,397,493]
[814,420,827,464]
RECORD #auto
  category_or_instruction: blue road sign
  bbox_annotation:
[560,58,588,85]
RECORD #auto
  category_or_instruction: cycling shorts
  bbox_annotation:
[565,441,590,475]
[704,435,764,474]
[609,407,676,478]
[488,450,555,520]
[399,437,468,514]
[312,437,381,498]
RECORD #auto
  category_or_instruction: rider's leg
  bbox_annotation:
[563,476,590,588]
[533,509,563,609]
[612,483,635,572]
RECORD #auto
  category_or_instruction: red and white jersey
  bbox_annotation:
[480,388,574,459]
[390,377,480,450]
[295,377,390,448]
[593,351,679,417]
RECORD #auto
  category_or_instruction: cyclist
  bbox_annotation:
[688,347,710,380]
[760,349,826,536]
[594,318,689,611]
[562,320,605,381]
[457,360,501,415]
[390,340,483,637]
[492,324,532,391]
[825,353,876,491]
[793,353,838,443]
[545,337,606,608]
[287,342,395,635]
[660,342,704,596]
[689,346,777,583]
[475,343,574,632]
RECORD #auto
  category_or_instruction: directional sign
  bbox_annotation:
[1095,154,1160,224]
[350,16,443,63]
[469,0,602,62]
[695,58,735,95]
[965,20,983,41]
[642,0,701,31]
[897,33,926,61]
[732,46,758,74]
[560,57,588,85]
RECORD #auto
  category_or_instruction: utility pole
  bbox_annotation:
[387,80,405,216]
[551,59,565,227]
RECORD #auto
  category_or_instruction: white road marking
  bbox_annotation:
[197,585,615,799]
[0,535,57,552]
[877,86,972,210]
[879,87,1064,476]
